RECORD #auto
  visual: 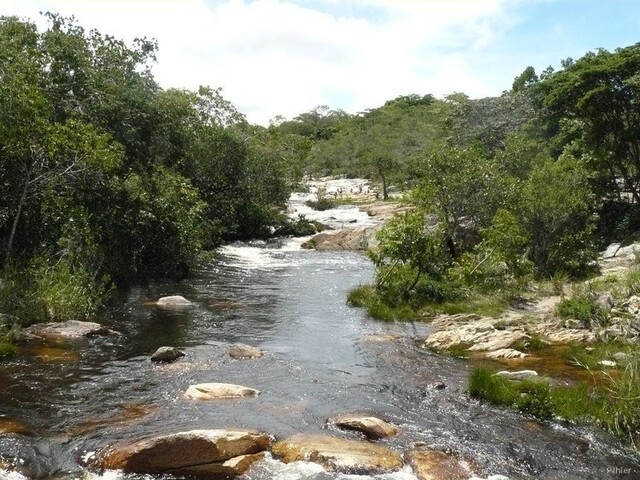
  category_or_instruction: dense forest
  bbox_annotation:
[2,13,640,331]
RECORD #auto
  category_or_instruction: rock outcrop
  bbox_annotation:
[150,346,185,363]
[229,344,264,359]
[302,227,375,251]
[94,429,270,478]
[184,383,260,400]
[327,413,399,439]
[271,434,403,474]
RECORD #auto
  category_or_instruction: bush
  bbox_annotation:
[347,285,416,321]
[557,290,606,328]
[28,256,108,322]
[305,197,337,211]
[0,339,16,359]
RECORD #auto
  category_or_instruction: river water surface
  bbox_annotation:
[1,196,640,480]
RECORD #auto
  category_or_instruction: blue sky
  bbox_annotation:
[2,0,639,124]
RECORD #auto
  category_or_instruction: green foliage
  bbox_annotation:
[346,285,416,321]
[368,211,460,306]
[519,154,597,277]
[27,255,107,322]
[0,339,16,359]
[305,197,337,211]
[557,287,607,328]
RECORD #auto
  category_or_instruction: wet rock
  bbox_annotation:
[164,453,265,478]
[19,320,116,342]
[271,434,403,475]
[95,429,271,477]
[494,370,538,381]
[184,383,260,400]
[327,413,399,440]
[229,344,264,359]
[150,346,185,363]
[156,295,193,309]
[408,448,472,480]
[484,349,529,360]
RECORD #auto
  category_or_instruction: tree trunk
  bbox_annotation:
[5,163,33,262]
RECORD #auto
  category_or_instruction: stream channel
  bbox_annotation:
[1,185,640,480]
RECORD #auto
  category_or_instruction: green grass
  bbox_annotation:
[557,292,606,328]
[347,285,416,321]
[434,294,509,317]
[469,360,640,447]
[0,338,17,360]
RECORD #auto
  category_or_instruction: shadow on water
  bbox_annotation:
[0,241,639,479]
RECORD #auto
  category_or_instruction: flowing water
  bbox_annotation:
[1,192,640,480]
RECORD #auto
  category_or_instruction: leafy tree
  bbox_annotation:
[542,44,640,202]
[519,153,597,277]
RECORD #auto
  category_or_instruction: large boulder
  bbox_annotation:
[184,383,260,400]
[408,448,473,480]
[19,321,116,343]
[229,344,264,359]
[94,429,271,478]
[150,346,185,363]
[271,434,403,475]
[156,295,193,308]
[327,413,399,440]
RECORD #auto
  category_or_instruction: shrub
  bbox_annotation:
[305,197,337,211]
[557,290,606,328]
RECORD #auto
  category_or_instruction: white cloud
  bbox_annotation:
[1,0,521,124]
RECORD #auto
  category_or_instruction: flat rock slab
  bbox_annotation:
[95,429,271,477]
[151,346,185,363]
[272,434,403,475]
[328,413,399,439]
[184,383,260,400]
[484,348,529,360]
[409,449,473,480]
[229,344,264,359]
[20,321,116,342]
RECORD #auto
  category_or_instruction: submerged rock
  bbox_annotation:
[271,434,403,474]
[94,429,271,478]
[184,383,260,400]
[484,349,529,360]
[327,413,399,439]
[408,448,473,480]
[229,344,264,359]
[19,320,117,342]
[494,370,538,381]
[0,418,33,436]
[150,346,185,363]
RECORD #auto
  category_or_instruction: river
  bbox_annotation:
[1,190,639,480]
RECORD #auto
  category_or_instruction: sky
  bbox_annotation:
[1,0,639,124]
